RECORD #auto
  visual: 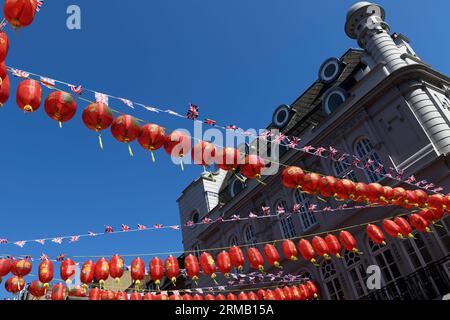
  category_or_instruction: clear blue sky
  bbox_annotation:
[0,0,449,297]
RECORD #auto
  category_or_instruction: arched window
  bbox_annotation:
[293,190,317,231]
[434,215,450,252]
[332,161,357,181]
[244,225,256,246]
[229,235,239,247]
[401,232,433,269]
[354,137,384,183]
[367,238,402,298]
[275,200,296,238]
[320,260,344,300]
[343,250,368,298]
[191,210,200,224]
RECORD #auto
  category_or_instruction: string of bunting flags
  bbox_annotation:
[2,64,445,195]
[0,202,391,248]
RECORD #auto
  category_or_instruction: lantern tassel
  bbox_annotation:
[98,132,104,150]
[128,143,134,157]
[150,150,156,163]
[59,121,63,129]
[233,172,246,183]
[255,175,266,186]
[180,159,184,172]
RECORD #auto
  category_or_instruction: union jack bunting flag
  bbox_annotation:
[287,137,300,149]
[204,118,217,126]
[261,206,271,216]
[56,254,65,262]
[292,204,301,213]
[11,69,29,78]
[248,212,258,218]
[351,155,361,166]
[69,236,80,243]
[328,146,338,158]
[0,239,8,244]
[202,217,212,224]
[375,163,384,174]
[121,224,130,232]
[35,239,45,245]
[94,92,109,104]
[308,204,317,211]
[231,214,240,221]
[105,225,114,233]
[154,224,163,229]
[36,0,44,12]
[88,231,97,237]
[276,205,286,215]
[40,77,55,88]
[69,84,83,95]
[226,124,239,131]
[314,147,327,156]
[259,130,273,139]
[364,159,375,169]
[406,175,416,183]
[302,145,315,153]
[184,221,194,227]
[274,133,287,144]
[0,20,7,30]
[170,225,180,231]
[52,238,63,244]
[120,98,134,109]
[186,104,199,120]
[40,254,49,261]
[144,106,159,113]
[137,224,147,230]
[15,241,26,248]
[166,109,182,117]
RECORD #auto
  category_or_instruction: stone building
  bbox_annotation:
[177,2,450,300]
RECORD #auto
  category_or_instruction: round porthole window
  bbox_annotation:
[322,87,348,115]
[318,58,342,84]
[272,104,292,129]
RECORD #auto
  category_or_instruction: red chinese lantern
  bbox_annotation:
[281,240,298,261]
[193,294,203,301]
[263,244,282,268]
[204,294,215,301]
[116,291,128,300]
[164,130,192,171]
[229,246,245,271]
[88,287,102,300]
[0,61,6,80]
[339,231,359,253]
[159,294,169,300]
[111,114,142,156]
[150,257,165,290]
[281,166,304,189]
[215,294,226,301]
[306,281,320,299]
[217,251,232,277]
[16,79,42,113]
[325,234,342,258]
[191,141,216,168]
[11,258,32,279]
[0,32,9,62]
[264,290,275,300]
[382,219,404,239]
[130,292,142,300]
[366,224,386,245]
[109,254,124,284]
[240,155,266,181]
[182,294,193,301]
[216,147,241,171]
[0,258,12,284]
[60,259,76,284]
[165,255,180,286]
[318,176,338,198]
[334,179,356,201]
[101,290,116,301]
[6,276,25,295]
[80,260,95,289]
[184,254,200,285]
[29,280,46,299]
[226,293,237,301]
[200,252,218,284]
[311,236,331,260]
[382,186,395,203]
[82,102,115,149]
[238,292,249,300]
[170,294,183,301]
[130,257,146,290]
[394,216,414,238]
[51,283,67,301]
[414,189,429,208]
[283,286,293,301]
[3,0,38,29]
[301,173,322,195]
[291,286,301,300]
[298,239,317,265]
[353,182,369,202]
[137,123,166,162]
[427,194,447,210]
[420,208,444,223]
[409,214,431,233]
[273,288,286,300]
[246,248,264,273]
[143,293,154,300]
[247,291,259,300]
[365,183,385,203]
[0,75,10,107]
[94,257,109,288]
[391,187,407,205]
[44,91,77,128]
[68,285,84,297]
[38,259,54,288]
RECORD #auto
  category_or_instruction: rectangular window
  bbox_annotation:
[280,216,296,238]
